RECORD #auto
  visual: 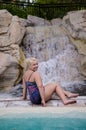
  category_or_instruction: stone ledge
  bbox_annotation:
[0,96,86,108]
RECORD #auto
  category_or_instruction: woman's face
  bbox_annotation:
[29,61,38,71]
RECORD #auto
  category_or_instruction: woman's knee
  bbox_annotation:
[45,82,59,90]
[52,82,61,89]
[52,82,59,86]
[50,82,57,88]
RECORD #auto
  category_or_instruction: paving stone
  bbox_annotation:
[6,101,32,107]
[46,100,58,106]
[0,102,8,108]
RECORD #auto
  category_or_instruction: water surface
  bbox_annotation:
[0,111,86,130]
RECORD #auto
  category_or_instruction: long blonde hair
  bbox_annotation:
[24,57,38,72]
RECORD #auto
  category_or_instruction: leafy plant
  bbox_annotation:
[0,3,27,18]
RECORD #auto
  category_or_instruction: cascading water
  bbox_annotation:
[38,44,81,85]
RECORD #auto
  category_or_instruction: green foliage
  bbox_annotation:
[34,0,78,4]
[0,4,27,18]
[0,2,86,20]
[35,0,59,4]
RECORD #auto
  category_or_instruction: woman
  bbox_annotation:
[22,57,79,106]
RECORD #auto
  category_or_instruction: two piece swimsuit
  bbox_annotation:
[25,72,41,104]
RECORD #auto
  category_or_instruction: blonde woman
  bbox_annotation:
[22,58,79,106]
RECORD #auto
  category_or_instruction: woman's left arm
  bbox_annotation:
[22,78,27,100]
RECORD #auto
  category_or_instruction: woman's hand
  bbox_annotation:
[21,96,27,100]
[41,100,46,107]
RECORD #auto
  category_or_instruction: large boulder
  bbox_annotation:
[0,10,25,91]
[0,9,12,27]
[63,10,86,77]
[0,52,21,91]
[27,15,51,26]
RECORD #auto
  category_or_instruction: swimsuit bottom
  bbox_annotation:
[26,82,41,104]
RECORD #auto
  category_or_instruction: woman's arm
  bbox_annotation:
[22,78,27,100]
[34,72,46,106]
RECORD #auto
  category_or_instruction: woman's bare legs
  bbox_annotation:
[44,83,76,105]
[62,90,79,98]
[55,84,76,105]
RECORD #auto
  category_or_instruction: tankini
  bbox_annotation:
[26,81,41,104]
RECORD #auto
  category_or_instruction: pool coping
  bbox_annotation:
[0,106,86,116]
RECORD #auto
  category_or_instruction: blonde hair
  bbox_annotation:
[24,57,38,72]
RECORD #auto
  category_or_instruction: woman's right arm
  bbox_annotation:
[22,78,27,100]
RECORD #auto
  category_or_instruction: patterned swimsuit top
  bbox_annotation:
[26,81,38,89]
[25,72,36,87]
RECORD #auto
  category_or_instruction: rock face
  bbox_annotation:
[0,10,25,91]
[0,52,20,90]
[0,9,86,94]
[27,15,51,26]
[63,10,86,78]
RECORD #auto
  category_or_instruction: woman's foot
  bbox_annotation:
[67,93,79,98]
[63,99,76,105]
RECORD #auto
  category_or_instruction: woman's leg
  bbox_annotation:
[44,83,56,101]
[62,89,79,98]
[44,82,76,105]
[55,84,76,105]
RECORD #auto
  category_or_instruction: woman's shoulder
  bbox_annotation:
[23,70,33,79]
[34,71,40,75]
[33,71,41,77]
[23,70,39,77]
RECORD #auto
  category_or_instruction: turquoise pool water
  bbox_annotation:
[0,112,86,130]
